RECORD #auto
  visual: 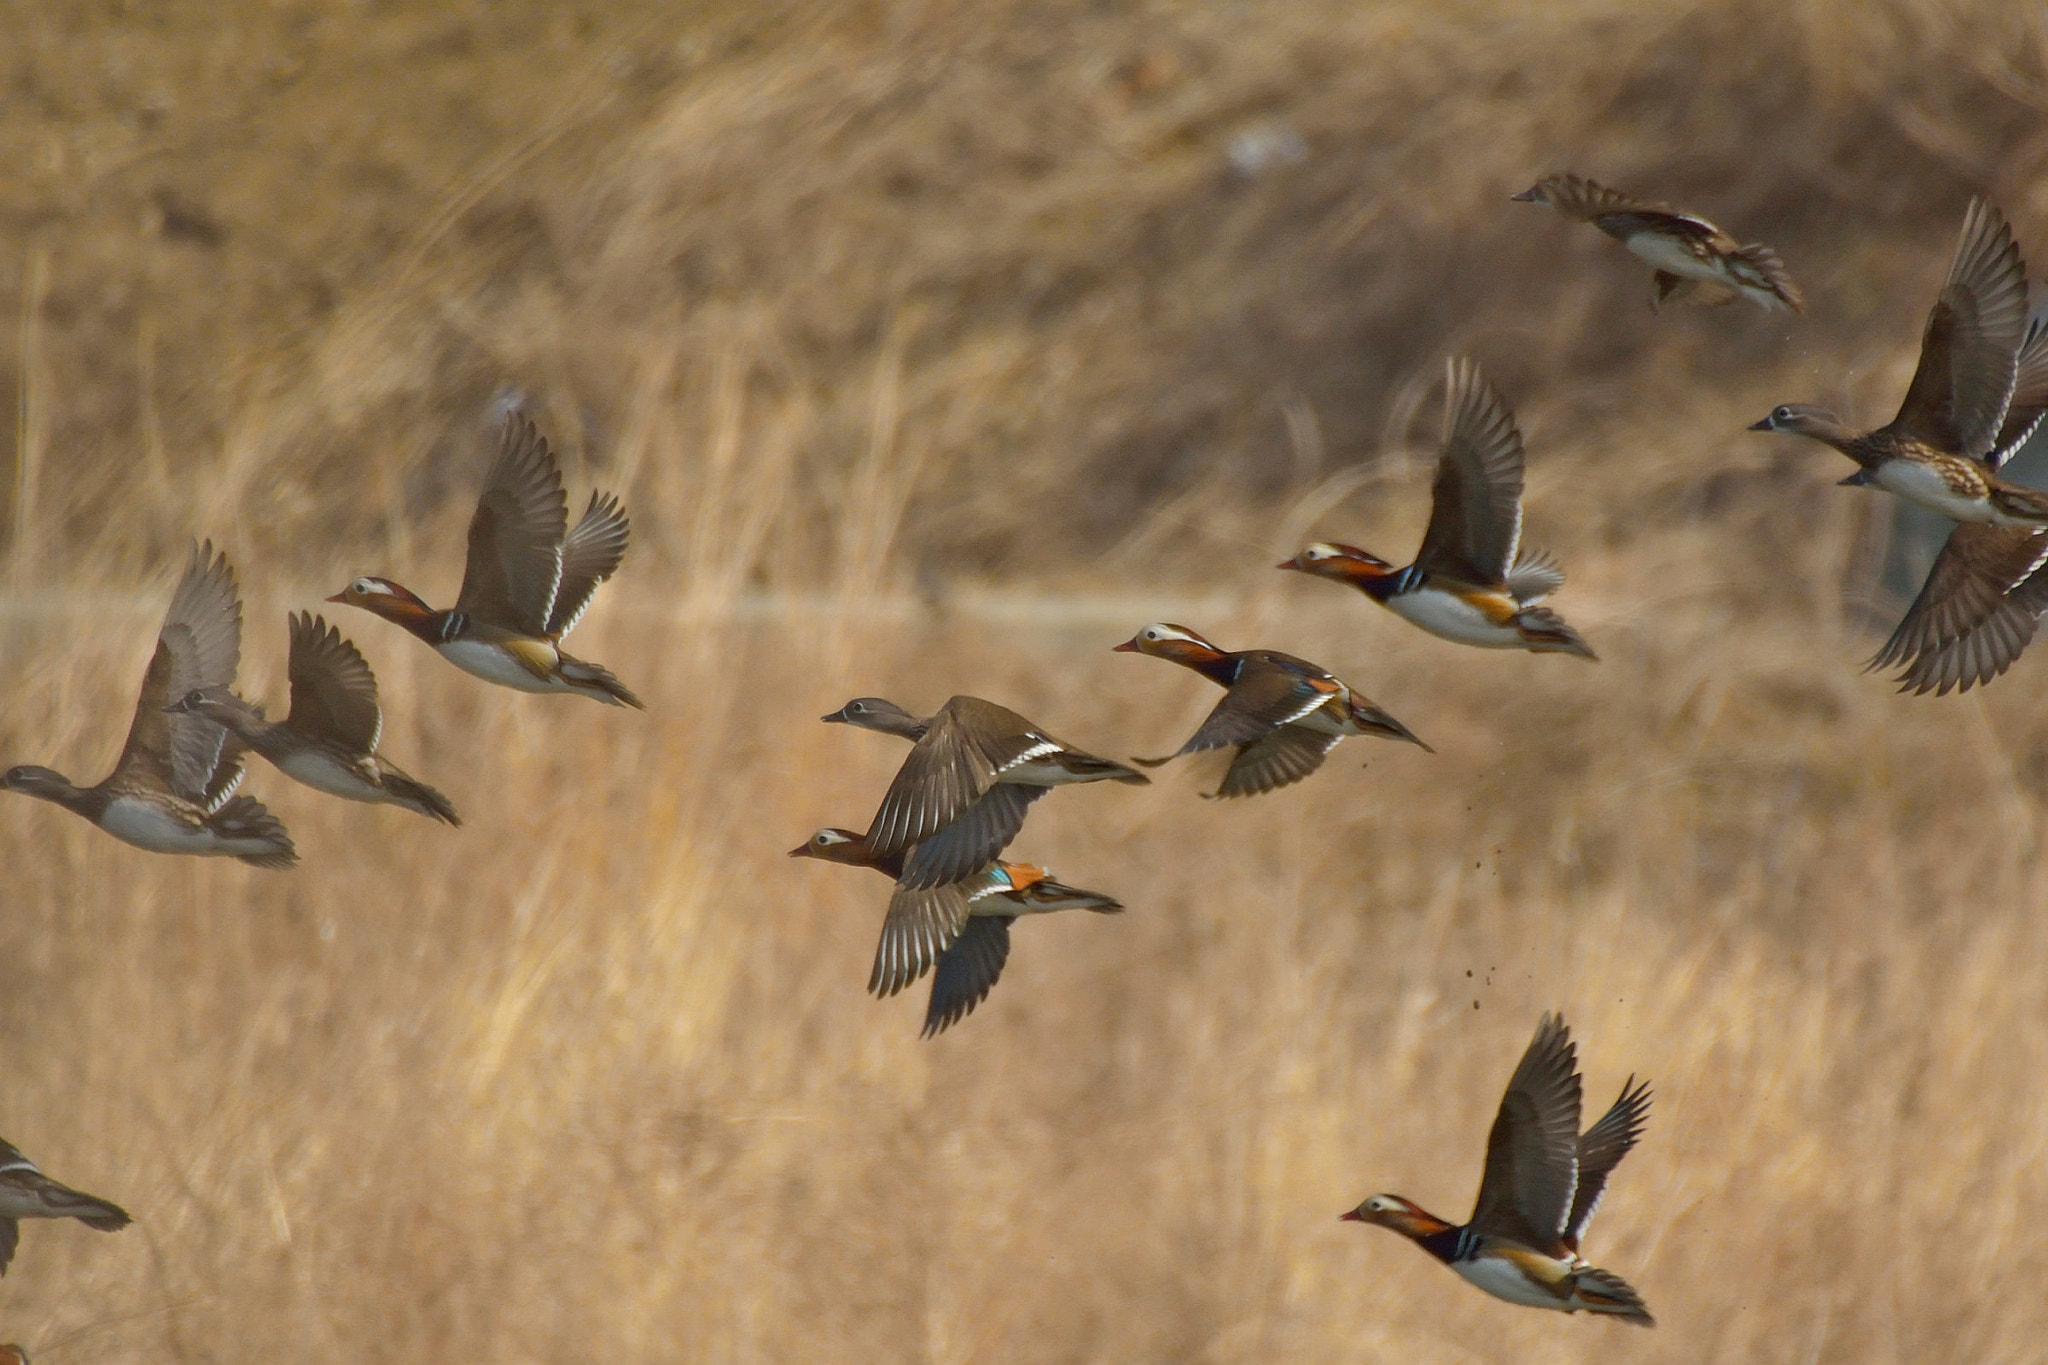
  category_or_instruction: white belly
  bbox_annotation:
[99,797,204,852]
[436,638,562,692]
[1874,460,1994,522]
[1455,1254,1575,1312]
[100,796,276,859]
[1389,589,1525,649]
[274,750,383,804]
[1624,232,1714,279]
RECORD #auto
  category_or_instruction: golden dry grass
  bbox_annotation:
[4,0,2048,1360]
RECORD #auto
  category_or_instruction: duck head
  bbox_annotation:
[1278,542,1398,588]
[787,827,872,866]
[1748,403,1848,441]
[1340,1193,1452,1238]
[1112,622,1228,666]
[327,576,436,626]
[163,686,260,727]
[821,697,927,739]
[1,764,76,800]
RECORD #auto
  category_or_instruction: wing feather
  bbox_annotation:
[285,612,383,752]
[455,416,569,635]
[113,542,243,800]
[1469,1013,1583,1252]
[1413,358,1526,587]
[1892,199,2029,460]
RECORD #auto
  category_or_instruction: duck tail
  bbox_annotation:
[1570,1265,1654,1326]
[213,795,299,870]
[52,1187,131,1232]
[1732,242,1804,313]
[559,653,645,709]
[1513,606,1599,661]
[385,772,462,826]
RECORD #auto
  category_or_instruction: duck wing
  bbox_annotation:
[921,914,1012,1038]
[1210,725,1342,799]
[1469,1012,1583,1252]
[1871,523,2048,695]
[1148,664,1340,764]
[1988,305,2048,469]
[869,881,972,999]
[1564,1077,1652,1250]
[455,415,569,635]
[112,541,244,801]
[861,697,1059,873]
[285,612,383,752]
[1891,199,2029,461]
[1413,358,1526,589]
[547,490,630,637]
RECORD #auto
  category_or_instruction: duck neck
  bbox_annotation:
[362,590,450,645]
[14,772,107,820]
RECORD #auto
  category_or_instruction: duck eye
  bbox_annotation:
[352,577,373,595]
[1773,406,1792,422]
[848,702,865,713]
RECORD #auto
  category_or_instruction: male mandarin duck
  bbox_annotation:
[1112,624,1428,797]
[1750,199,2048,529]
[820,695,1146,890]
[165,612,459,824]
[788,828,1121,1036]
[2,542,296,869]
[1279,359,1595,660]
[1512,172,1803,312]
[1341,1013,1653,1325]
[0,1134,131,1276]
[330,415,641,707]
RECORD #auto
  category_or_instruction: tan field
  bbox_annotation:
[3,0,2048,1359]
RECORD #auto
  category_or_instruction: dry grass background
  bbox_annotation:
[3,0,2048,1360]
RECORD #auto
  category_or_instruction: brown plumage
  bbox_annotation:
[1871,305,2048,693]
[1,543,296,868]
[0,1134,132,1276]
[828,695,1146,891]
[1113,624,1428,798]
[1513,172,1803,313]
[165,613,460,823]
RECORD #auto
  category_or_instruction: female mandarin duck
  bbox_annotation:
[165,611,459,824]
[1512,172,1803,313]
[1342,1013,1653,1325]
[0,1133,131,1276]
[329,415,641,707]
[819,695,1146,890]
[1112,624,1428,797]
[1278,359,1595,660]
[1,543,296,869]
[789,829,1121,1036]
[1750,199,2048,528]
[1868,305,2048,693]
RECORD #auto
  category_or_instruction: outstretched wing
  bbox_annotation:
[1871,524,2048,695]
[861,698,1055,880]
[1891,199,2029,460]
[1413,358,1526,588]
[1988,306,2048,469]
[1154,666,1338,761]
[1565,1077,1652,1248]
[922,915,1012,1038]
[1469,1012,1582,1252]
[868,881,971,999]
[455,416,569,635]
[1211,726,1342,799]
[285,612,383,752]
[548,490,630,637]
[113,542,243,801]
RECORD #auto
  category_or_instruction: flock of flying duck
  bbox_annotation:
[3,174,2046,1337]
